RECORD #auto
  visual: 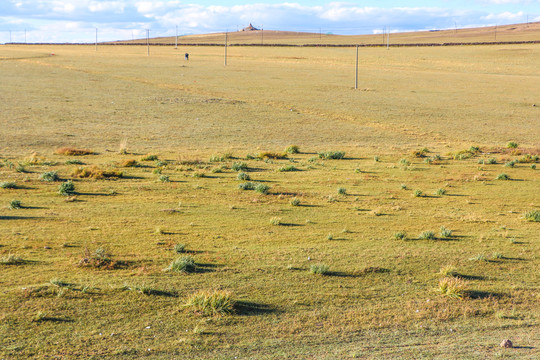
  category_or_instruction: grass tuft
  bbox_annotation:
[164,256,196,273]
[318,151,345,160]
[0,182,18,189]
[440,226,453,238]
[55,147,94,156]
[523,210,540,222]
[184,290,234,316]
[237,172,251,181]
[40,171,60,182]
[419,231,436,240]
[393,231,407,240]
[0,254,25,265]
[231,162,248,171]
[495,173,510,180]
[506,141,518,149]
[289,197,301,206]
[9,199,22,209]
[285,145,300,154]
[310,264,330,275]
[58,181,75,196]
[255,183,270,194]
[438,277,467,299]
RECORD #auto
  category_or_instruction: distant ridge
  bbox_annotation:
[107,21,540,46]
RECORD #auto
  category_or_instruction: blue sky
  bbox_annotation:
[1,1,539,43]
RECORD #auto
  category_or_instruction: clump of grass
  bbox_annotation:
[440,226,453,238]
[285,145,300,154]
[65,159,84,165]
[486,158,497,164]
[120,159,138,167]
[469,254,487,262]
[158,175,170,182]
[504,160,516,168]
[419,231,436,240]
[191,171,205,178]
[40,171,60,182]
[318,151,345,160]
[258,152,288,160]
[255,183,270,194]
[15,164,27,173]
[0,254,25,265]
[506,141,518,149]
[236,172,250,181]
[411,148,429,158]
[174,243,186,253]
[238,182,256,190]
[55,147,94,156]
[413,189,423,197]
[337,187,347,195]
[326,233,334,240]
[58,181,75,196]
[79,247,118,269]
[278,165,297,172]
[231,162,248,171]
[492,252,504,259]
[532,164,537,169]
[523,210,540,222]
[165,256,196,273]
[9,199,22,209]
[399,158,411,167]
[209,155,225,162]
[72,166,123,179]
[393,231,407,240]
[184,290,234,316]
[435,188,446,196]
[269,217,282,226]
[374,156,380,162]
[496,173,510,180]
[141,154,158,161]
[289,197,301,206]
[310,264,330,275]
[0,182,18,189]
[438,277,467,299]
[439,265,458,277]
[400,184,407,190]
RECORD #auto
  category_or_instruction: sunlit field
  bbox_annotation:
[0,38,539,359]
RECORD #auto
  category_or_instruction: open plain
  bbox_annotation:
[0,30,539,359]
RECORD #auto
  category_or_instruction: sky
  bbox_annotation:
[1,1,539,43]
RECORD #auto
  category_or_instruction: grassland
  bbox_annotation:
[0,38,539,359]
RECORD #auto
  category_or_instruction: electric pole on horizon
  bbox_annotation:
[355,45,359,90]
[224,31,228,66]
[146,29,150,56]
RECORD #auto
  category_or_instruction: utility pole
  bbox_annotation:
[494,25,497,41]
[261,25,263,45]
[355,45,359,90]
[146,29,150,56]
[224,31,228,66]
[387,29,390,50]
[175,25,178,49]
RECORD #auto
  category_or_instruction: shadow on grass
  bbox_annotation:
[279,223,304,227]
[466,290,505,299]
[0,216,42,220]
[195,263,222,273]
[141,289,178,297]
[234,301,278,316]
[37,316,75,323]
[458,274,485,281]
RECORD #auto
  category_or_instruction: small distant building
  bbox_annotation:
[242,23,259,31]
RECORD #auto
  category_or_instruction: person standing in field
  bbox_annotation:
[185,53,189,60]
